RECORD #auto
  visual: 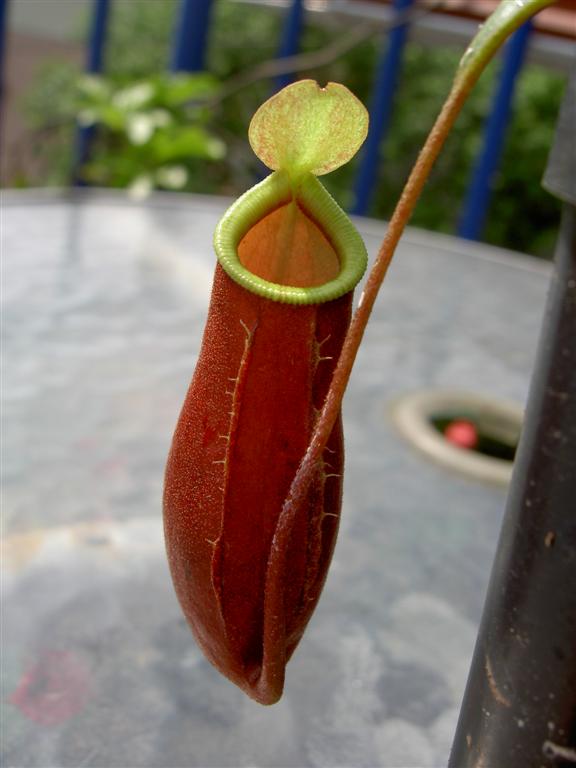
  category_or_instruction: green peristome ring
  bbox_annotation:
[213,171,368,305]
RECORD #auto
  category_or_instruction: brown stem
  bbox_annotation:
[281,0,558,554]
[284,75,478,510]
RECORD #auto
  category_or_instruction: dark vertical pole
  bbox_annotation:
[0,0,7,167]
[275,0,304,92]
[86,0,110,73]
[449,78,576,768]
[350,0,413,217]
[73,0,111,186]
[458,21,532,241]
[171,0,213,73]
[0,0,9,107]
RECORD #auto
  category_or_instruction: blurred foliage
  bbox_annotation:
[19,0,564,256]
[76,73,224,194]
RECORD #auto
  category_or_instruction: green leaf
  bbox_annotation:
[149,126,226,163]
[248,79,368,178]
[79,103,126,131]
[160,73,221,107]
[77,74,110,100]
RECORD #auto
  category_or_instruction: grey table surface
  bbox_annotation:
[1,189,552,768]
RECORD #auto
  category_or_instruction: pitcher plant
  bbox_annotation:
[164,0,556,705]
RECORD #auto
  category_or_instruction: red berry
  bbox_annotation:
[444,419,479,450]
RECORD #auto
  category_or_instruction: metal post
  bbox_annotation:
[73,0,111,186]
[0,0,9,108]
[449,77,576,768]
[275,0,305,92]
[350,0,413,217]
[86,0,111,74]
[457,21,533,241]
[170,0,213,73]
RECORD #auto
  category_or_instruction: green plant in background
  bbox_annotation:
[18,0,564,257]
[76,72,224,194]
[16,61,79,186]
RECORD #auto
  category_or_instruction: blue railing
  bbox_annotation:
[171,0,214,72]
[73,0,111,184]
[457,19,534,240]
[351,0,414,216]
[275,0,305,91]
[0,0,537,241]
[0,0,8,102]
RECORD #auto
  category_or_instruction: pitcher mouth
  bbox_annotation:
[238,198,341,289]
[213,171,368,305]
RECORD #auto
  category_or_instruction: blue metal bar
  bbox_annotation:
[275,0,305,92]
[458,20,533,241]
[0,0,9,106]
[350,0,414,217]
[86,0,111,74]
[171,0,213,72]
[74,0,111,186]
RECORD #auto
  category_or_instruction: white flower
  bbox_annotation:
[127,114,155,145]
[128,174,153,201]
[113,82,154,110]
[156,166,188,189]
[77,109,97,127]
